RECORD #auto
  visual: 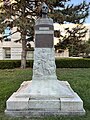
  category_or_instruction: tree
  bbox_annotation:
[55,24,88,56]
[0,0,90,68]
[84,38,90,57]
[0,0,35,68]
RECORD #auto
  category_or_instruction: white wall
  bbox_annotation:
[55,49,69,58]
[11,47,22,60]
[0,48,3,60]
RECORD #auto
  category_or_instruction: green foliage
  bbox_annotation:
[55,58,90,68]
[87,38,90,44]
[26,60,33,68]
[48,0,90,24]
[0,58,90,69]
[0,60,33,69]
[0,60,15,69]
[55,24,88,57]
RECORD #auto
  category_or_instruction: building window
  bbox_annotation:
[3,48,11,59]
[3,26,11,41]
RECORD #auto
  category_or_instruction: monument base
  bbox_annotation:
[5,80,85,117]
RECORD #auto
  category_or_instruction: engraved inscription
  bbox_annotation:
[35,24,53,31]
[35,31,53,34]
[39,27,49,30]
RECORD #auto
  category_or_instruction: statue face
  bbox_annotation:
[42,2,48,14]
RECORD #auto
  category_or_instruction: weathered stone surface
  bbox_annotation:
[33,48,56,79]
[5,81,85,117]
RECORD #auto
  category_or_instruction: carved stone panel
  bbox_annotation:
[33,48,56,78]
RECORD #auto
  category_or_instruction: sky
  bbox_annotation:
[68,0,90,23]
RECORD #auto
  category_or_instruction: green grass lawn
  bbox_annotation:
[0,68,90,120]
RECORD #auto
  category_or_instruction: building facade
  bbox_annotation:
[0,27,34,60]
[0,24,90,60]
[0,27,22,60]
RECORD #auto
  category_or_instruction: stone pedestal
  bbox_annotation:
[5,80,85,117]
[5,17,85,117]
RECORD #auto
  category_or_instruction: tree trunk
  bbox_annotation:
[21,33,27,69]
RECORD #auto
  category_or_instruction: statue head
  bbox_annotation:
[41,2,49,15]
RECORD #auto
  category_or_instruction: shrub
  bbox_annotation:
[26,60,33,68]
[0,60,32,69]
[55,58,90,68]
[0,61,15,69]
[0,58,90,69]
